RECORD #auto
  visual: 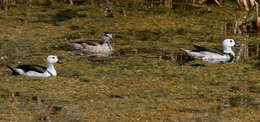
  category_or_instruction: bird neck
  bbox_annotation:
[46,63,56,76]
[102,40,112,50]
[223,47,235,56]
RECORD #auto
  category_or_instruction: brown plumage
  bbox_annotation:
[68,33,114,57]
[69,39,104,46]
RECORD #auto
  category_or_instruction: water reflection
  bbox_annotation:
[248,42,259,57]
[82,41,259,65]
[236,41,259,62]
[225,10,259,34]
[174,95,259,121]
[222,96,260,109]
[115,48,189,64]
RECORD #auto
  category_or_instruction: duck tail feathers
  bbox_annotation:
[180,48,185,51]
[6,65,19,75]
[180,48,189,53]
[69,39,73,43]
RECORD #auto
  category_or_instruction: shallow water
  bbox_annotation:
[112,41,259,64]
[0,1,259,121]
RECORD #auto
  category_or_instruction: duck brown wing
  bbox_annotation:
[16,64,47,73]
[84,40,104,46]
[193,45,224,55]
[69,39,103,46]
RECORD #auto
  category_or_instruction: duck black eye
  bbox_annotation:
[230,40,233,42]
[52,57,55,59]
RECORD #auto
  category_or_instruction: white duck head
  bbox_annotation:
[46,55,62,65]
[46,55,62,76]
[103,33,113,50]
[222,39,239,56]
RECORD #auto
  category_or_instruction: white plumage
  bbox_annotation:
[7,55,62,77]
[181,39,239,63]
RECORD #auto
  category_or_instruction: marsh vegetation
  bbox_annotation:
[0,0,259,121]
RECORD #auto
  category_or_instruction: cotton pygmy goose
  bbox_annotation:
[69,32,114,57]
[7,55,62,77]
[180,39,239,63]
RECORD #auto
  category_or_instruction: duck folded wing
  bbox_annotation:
[193,45,224,55]
[69,39,103,46]
[16,65,47,73]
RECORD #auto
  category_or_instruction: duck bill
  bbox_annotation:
[57,60,63,64]
[234,43,240,48]
[109,37,114,42]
